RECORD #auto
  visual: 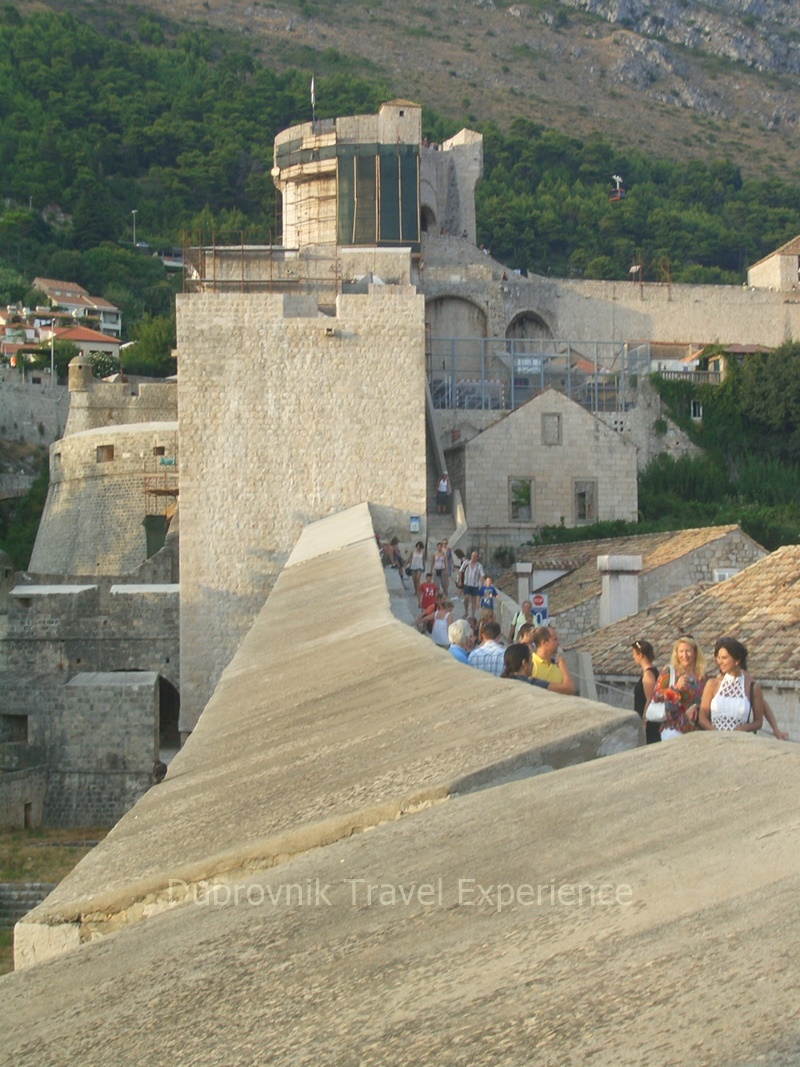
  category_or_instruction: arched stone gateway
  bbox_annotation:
[420,205,436,234]
[506,310,554,341]
[426,295,487,341]
[159,676,181,758]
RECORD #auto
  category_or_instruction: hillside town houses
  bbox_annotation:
[0,277,121,368]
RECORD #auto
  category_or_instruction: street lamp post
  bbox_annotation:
[131,209,138,246]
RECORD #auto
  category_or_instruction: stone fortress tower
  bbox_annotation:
[177,96,800,734]
[7,98,800,830]
[1,359,180,829]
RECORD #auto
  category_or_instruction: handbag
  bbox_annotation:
[645,665,675,723]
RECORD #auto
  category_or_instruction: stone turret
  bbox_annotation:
[68,354,93,393]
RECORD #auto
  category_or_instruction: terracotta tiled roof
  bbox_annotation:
[497,525,755,613]
[56,326,120,345]
[571,545,800,682]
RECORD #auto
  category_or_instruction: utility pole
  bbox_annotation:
[131,209,138,246]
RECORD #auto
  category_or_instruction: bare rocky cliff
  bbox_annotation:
[33,0,800,173]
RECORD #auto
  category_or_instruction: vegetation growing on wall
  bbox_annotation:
[0,455,49,569]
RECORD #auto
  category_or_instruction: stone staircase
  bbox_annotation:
[0,883,55,928]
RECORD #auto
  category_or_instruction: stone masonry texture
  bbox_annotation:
[175,287,427,732]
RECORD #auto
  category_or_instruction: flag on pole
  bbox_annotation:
[310,75,315,114]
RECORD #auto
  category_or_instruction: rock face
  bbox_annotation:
[104,0,800,172]
[563,0,800,74]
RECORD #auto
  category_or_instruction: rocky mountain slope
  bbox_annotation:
[24,0,800,175]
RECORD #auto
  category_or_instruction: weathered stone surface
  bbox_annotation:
[3,734,799,1065]
[14,504,639,965]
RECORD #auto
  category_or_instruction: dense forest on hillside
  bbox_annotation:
[2,4,800,564]
[4,4,800,326]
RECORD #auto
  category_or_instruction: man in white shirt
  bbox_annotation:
[461,550,485,619]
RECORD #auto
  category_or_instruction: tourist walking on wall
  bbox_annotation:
[432,542,447,591]
[408,541,426,597]
[461,551,485,619]
[508,600,533,643]
[468,620,505,676]
[436,470,451,515]
[501,643,552,690]
[448,618,474,664]
[531,627,577,695]
[431,598,455,648]
[698,636,764,733]
[651,635,706,740]
[632,639,661,744]
[441,538,454,596]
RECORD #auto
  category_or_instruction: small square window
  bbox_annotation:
[509,478,533,522]
[574,480,597,524]
[96,445,114,463]
[541,413,562,446]
[153,446,165,456]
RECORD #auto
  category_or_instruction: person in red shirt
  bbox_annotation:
[418,573,438,612]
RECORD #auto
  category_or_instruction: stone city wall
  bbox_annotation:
[40,672,159,828]
[418,252,800,347]
[176,285,428,733]
[64,381,177,436]
[0,375,69,446]
[29,423,178,576]
[3,583,179,691]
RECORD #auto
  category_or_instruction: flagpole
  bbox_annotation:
[311,75,316,126]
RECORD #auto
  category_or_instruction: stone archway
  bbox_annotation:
[159,676,181,758]
[420,205,436,234]
[505,310,553,341]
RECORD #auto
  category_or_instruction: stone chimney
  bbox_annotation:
[597,555,641,628]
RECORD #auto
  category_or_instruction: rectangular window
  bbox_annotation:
[96,445,114,463]
[713,568,739,582]
[541,413,562,446]
[153,446,166,456]
[691,400,703,420]
[509,478,533,523]
[574,480,597,524]
[0,714,28,743]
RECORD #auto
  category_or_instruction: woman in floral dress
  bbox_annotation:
[652,635,707,740]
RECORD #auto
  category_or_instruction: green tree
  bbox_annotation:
[123,313,176,377]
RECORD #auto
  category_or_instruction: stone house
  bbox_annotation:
[569,544,800,740]
[52,325,121,361]
[33,277,122,338]
[443,386,638,543]
[747,234,800,291]
[498,524,767,647]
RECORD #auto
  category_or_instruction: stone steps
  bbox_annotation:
[0,883,56,928]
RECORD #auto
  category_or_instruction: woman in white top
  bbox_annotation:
[699,636,763,733]
[431,599,454,647]
[408,541,426,597]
